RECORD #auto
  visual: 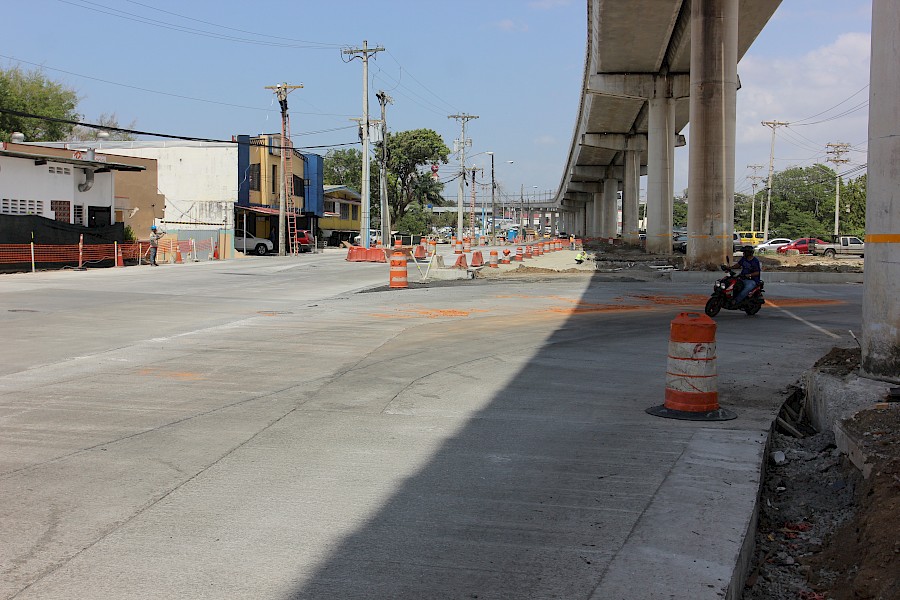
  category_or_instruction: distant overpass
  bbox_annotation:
[555,0,781,267]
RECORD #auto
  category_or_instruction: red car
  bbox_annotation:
[295,230,314,252]
[777,237,828,254]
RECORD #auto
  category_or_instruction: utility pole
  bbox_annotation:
[376,91,393,245]
[761,120,789,243]
[468,166,483,240]
[487,152,496,244]
[265,83,303,256]
[448,113,478,240]
[747,164,765,233]
[344,40,385,249]
[826,142,851,237]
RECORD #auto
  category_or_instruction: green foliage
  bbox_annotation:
[672,199,688,228]
[385,129,450,221]
[394,203,428,235]
[0,66,80,141]
[763,164,865,239]
[322,147,379,211]
[123,225,136,241]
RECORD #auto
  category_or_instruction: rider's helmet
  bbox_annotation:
[151,225,157,230]
[742,245,754,256]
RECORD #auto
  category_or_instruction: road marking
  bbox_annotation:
[767,300,841,339]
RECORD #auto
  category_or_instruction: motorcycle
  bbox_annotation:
[704,265,765,317]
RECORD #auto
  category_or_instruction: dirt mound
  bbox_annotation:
[744,349,899,600]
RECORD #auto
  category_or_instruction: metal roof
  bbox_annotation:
[0,148,145,172]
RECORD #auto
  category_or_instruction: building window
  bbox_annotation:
[73,205,85,225]
[1,198,45,215]
[324,201,337,214]
[48,166,71,175]
[351,205,359,220]
[51,200,71,223]
[340,203,350,220]
[249,163,260,191]
[271,164,278,194]
[292,174,303,197]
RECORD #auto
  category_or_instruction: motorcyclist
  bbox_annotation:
[728,245,762,305]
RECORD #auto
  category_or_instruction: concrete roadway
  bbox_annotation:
[0,250,862,599]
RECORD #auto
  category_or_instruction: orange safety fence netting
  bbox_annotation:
[1,238,218,266]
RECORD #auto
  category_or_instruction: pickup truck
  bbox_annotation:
[810,236,865,258]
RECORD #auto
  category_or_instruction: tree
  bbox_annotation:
[838,174,866,236]
[0,66,80,141]
[385,129,450,222]
[71,113,137,141]
[672,198,688,228]
[322,147,379,215]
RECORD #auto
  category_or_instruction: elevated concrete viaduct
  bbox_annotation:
[555,0,782,263]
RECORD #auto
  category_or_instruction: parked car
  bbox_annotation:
[673,234,688,253]
[777,237,829,254]
[754,238,793,253]
[233,230,273,255]
[809,235,865,257]
[295,230,313,252]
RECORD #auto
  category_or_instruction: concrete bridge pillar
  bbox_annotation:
[686,0,738,270]
[862,0,900,382]
[647,77,675,254]
[549,211,557,236]
[623,150,641,245]
[591,193,603,238]
[603,177,619,238]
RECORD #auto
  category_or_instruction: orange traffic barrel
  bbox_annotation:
[524,245,533,259]
[647,312,735,421]
[489,250,499,268]
[429,240,437,256]
[394,238,402,249]
[454,238,463,254]
[389,251,408,289]
[515,247,524,261]
[463,238,471,253]
[501,249,511,264]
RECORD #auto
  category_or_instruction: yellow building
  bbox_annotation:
[320,185,361,246]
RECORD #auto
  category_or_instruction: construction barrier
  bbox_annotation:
[501,249,511,264]
[489,250,499,268]
[453,238,462,254]
[367,248,387,263]
[346,246,367,262]
[453,254,468,269]
[463,238,471,253]
[647,312,735,421]
[515,247,524,261]
[524,245,533,259]
[389,251,408,289]
[471,251,484,267]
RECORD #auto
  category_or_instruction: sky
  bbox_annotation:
[4,0,873,203]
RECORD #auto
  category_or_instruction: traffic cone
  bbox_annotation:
[212,241,219,260]
[116,245,124,267]
[471,251,484,267]
[175,245,183,264]
[453,254,468,269]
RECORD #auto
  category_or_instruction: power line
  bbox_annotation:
[0,107,357,149]
[791,84,869,125]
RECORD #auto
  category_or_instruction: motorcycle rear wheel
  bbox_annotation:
[744,301,761,316]
[705,296,723,317]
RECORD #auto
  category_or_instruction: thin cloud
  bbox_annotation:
[535,135,557,146]
[496,19,529,33]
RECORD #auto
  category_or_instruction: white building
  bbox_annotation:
[0,143,143,226]
[30,141,237,230]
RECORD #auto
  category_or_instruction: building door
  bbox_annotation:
[88,206,111,227]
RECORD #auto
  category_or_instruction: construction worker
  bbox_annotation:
[148,225,165,266]
[575,250,588,264]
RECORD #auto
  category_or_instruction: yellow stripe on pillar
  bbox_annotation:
[865,234,900,243]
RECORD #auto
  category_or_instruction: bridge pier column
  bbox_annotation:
[646,78,675,255]
[591,193,603,238]
[603,177,619,238]
[686,0,738,270]
[623,149,641,245]
[862,0,900,382]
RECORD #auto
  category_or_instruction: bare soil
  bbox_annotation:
[743,348,900,600]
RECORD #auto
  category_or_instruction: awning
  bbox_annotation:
[235,205,299,215]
